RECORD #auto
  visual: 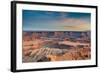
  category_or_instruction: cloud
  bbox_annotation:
[58,18,90,31]
[62,24,90,31]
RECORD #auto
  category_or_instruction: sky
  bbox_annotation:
[23,10,91,31]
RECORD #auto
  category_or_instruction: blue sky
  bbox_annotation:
[22,10,91,31]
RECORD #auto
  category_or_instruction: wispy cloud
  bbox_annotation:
[59,18,90,31]
[62,24,90,31]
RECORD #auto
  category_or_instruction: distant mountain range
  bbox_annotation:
[23,31,90,39]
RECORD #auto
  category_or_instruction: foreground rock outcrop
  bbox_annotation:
[23,46,90,62]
